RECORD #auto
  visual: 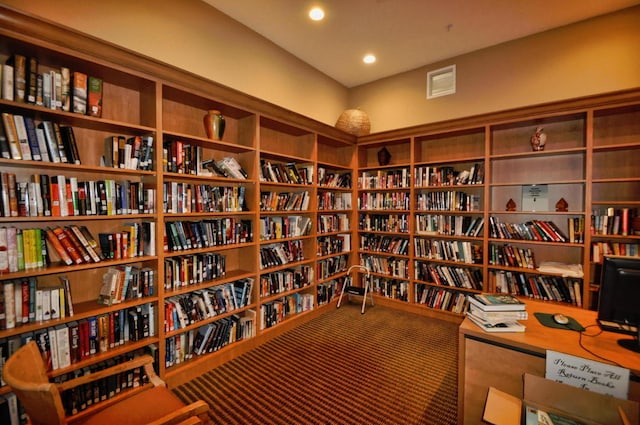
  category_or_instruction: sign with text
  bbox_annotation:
[546,350,630,399]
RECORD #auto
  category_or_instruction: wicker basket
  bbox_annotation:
[335,108,371,136]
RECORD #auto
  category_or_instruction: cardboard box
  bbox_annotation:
[483,374,639,425]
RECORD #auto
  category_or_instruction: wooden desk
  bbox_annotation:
[458,299,640,424]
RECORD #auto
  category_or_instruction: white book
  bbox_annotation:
[12,115,32,160]
[50,287,61,320]
[6,227,17,273]
[69,177,79,216]
[13,284,22,324]
[57,175,68,217]
[41,288,51,321]
[35,289,44,322]
[47,327,59,370]
[55,324,71,369]
[42,71,51,108]
[3,282,15,329]
[1,64,13,101]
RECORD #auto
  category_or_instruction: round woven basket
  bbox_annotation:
[335,108,371,136]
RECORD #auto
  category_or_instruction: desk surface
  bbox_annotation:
[459,299,640,374]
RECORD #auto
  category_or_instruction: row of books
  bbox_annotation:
[2,53,102,116]
[414,163,484,187]
[359,168,411,189]
[466,293,527,333]
[2,303,155,376]
[260,160,313,185]
[165,313,255,367]
[0,173,156,218]
[1,113,81,164]
[414,262,484,290]
[359,213,410,233]
[368,276,409,302]
[591,241,639,263]
[317,168,351,188]
[488,217,569,243]
[165,279,253,331]
[415,214,484,237]
[98,266,155,306]
[361,234,409,256]
[317,213,350,233]
[162,141,247,178]
[259,240,305,269]
[259,267,313,297]
[259,215,312,241]
[492,270,583,307]
[317,234,351,257]
[103,135,154,171]
[260,293,314,330]
[164,219,252,253]
[1,277,73,330]
[489,243,536,269]
[415,284,469,314]
[414,238,483,264]
[259,190,310,211]
[316,254,348,280]
[98,222,156,260]
[416,190,481,212]
[359,191,410,211]
[163,182,247,214]
[317,191,352,210]
[56,349,153,416]
[163,253,227,291]
[317,279,340,306]
[360,254,409,278]
[591,207,637,236]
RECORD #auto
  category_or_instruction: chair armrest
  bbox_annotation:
[56,355,162,392]
[145,400,210,425]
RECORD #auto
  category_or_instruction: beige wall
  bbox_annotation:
[0,0,349,126]
[2,1,639,133]
[350,5,640,132]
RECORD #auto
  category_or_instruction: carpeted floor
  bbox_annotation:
[173,303,459,424]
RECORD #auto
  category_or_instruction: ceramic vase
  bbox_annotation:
[377,146,391,166]
[204,110,225,140]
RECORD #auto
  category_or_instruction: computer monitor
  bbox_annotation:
[597,256,640,353]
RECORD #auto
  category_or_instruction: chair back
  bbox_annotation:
[2,341,67,425]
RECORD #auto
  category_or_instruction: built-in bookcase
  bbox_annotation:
[0,6,355,409]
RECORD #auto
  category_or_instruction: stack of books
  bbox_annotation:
[466,293,527,332]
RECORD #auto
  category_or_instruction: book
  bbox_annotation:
[23,116,44,161]
[12,114,33,160]
[7,54,26,103]
[72,71,87,114]
[87,76,102,117]
[26,56,38,104]
[38,121,61,163]
[59,126,81,165]
[467,293,526,311]
[466,312,526,333]
[60,67,71,112]
[1,63,13,101]
[1,113,21,160]
[0,118,10,159]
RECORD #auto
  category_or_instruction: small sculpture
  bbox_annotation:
[377,146,391,166]
[555,198,568,212]
[506,198,517,211]
[530,126,547,151]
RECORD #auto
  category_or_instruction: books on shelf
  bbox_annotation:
[467,293,527,333]
[467,293,526,311]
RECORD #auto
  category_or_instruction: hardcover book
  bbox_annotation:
[87,76,102,117]
[72,71,87,115]
[467,293,526,311]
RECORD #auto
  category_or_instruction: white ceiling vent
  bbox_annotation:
[427,65,456,99]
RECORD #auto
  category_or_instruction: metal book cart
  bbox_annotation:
[336,264,373,314]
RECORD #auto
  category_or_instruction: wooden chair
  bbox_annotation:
[2,341,209,425]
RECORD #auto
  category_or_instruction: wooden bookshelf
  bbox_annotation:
[0,5,355,403]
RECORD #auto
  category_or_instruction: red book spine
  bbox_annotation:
[52,226,83,264]
[45,227,73,266]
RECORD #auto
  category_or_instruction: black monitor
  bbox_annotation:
[597,256,640,353]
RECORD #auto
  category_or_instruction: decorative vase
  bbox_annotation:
[530,126,547,151]
[203,110,225,140]
[335,108,371,136]
[506,198,517,211]
[377,146,391,166]
[555,197,569,212]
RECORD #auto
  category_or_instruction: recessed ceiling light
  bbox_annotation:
[363,54,376,64]
[309,7,324,21]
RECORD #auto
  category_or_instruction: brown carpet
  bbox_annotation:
[173,303,459,424]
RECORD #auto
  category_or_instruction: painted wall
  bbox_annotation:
[2,1,639,133]
[349,5,640,132]
[0,0,349,127]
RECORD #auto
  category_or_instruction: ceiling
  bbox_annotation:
[203,0,640,88]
